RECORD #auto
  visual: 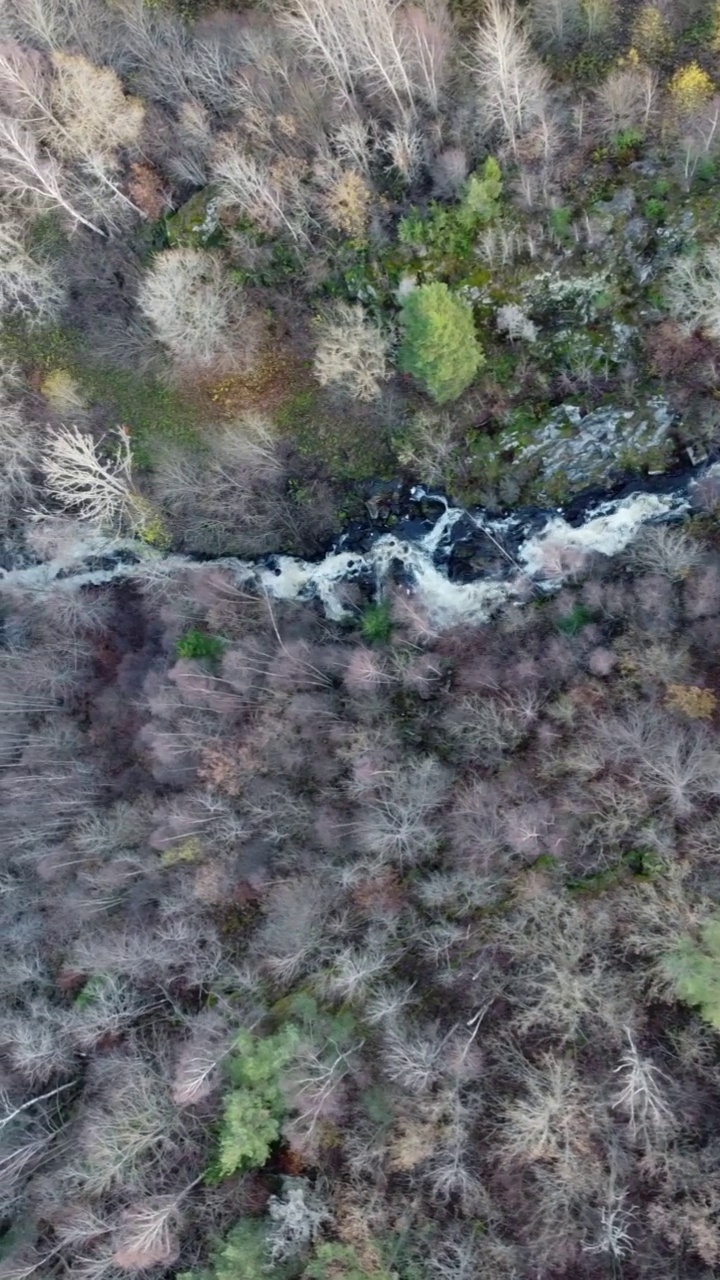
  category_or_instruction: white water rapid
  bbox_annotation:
[2,469,711,629]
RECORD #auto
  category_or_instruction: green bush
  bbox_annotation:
[397,283,483,404]
[361,602,393,643]
[398,157,502,275]
[612,127,644,161]
[556,603,594,635]
[215,1027,300,1178]
[177,628,225,663]
[180,1219,299,1280]
[549,207,573,241]
[643,197,667,224]
[462,156,502,222]
[663,916,720,1029]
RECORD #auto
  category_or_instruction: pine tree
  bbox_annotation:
[397,283,483,404]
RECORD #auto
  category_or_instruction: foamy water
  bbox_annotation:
[1,471,704,629]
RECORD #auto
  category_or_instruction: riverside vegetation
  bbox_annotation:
[6,0,720,1278]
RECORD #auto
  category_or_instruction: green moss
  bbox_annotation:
[0,320,79,371]
[567,848,665,896]
[25,210,70,260]
[304,1244,394,1280]
[77,365,201,466]
[616,437,675,475]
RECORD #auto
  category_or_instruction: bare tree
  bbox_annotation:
[73,1052,182,1198]
[112,1200,182,1271]
[530,0,583,49]
[355,756,448,865]
[0,46,145,222]
[473,0,550,152]
[151,416,286,556]
[138,247,261,373]
[313,302,390,401]
[280,0,453,117]
[211,138,312,241]
[0,397,38,524]
[501,1052,598,1175]
[42,425,140,531]
[0,0,102,55]
[0,116,104,235]
[0,211,63,324]
[596,65,658,139]
[381,1017,451,1092]
[611,1030,674,1148]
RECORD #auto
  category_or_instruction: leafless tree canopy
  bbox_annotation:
[2,0,720,1277]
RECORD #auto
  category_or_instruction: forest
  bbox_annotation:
[5,0,720,1278]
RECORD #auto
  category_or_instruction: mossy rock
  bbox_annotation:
[165,188,221,248]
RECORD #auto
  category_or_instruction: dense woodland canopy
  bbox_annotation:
[5,1,720,1279]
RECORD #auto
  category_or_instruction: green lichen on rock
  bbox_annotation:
[165,188,221,248]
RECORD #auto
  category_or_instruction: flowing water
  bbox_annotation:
[1,461,716,628]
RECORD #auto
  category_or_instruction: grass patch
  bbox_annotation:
[0,321,202,467]
[76,364,201,466]
[277,387,396,483]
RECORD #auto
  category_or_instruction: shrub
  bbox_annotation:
[322,170,371,241]
[304,1243,393,1280]
[360,602,393,643]
[215,1027,299,1178]
[669,63,715,114]
[663,916,720,1029]
[630,6,672,62]
[395,410,457,489]
[267,1179,331,1264]
[397,283,483,403]
[179,1218,293,1280]
[665,243,720,339]
[49,52,145,162]
[398,157,503,271]
[462,156,503,222]
[665,684,717,719]
[496,303,538,342]
[627,525,704,580]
